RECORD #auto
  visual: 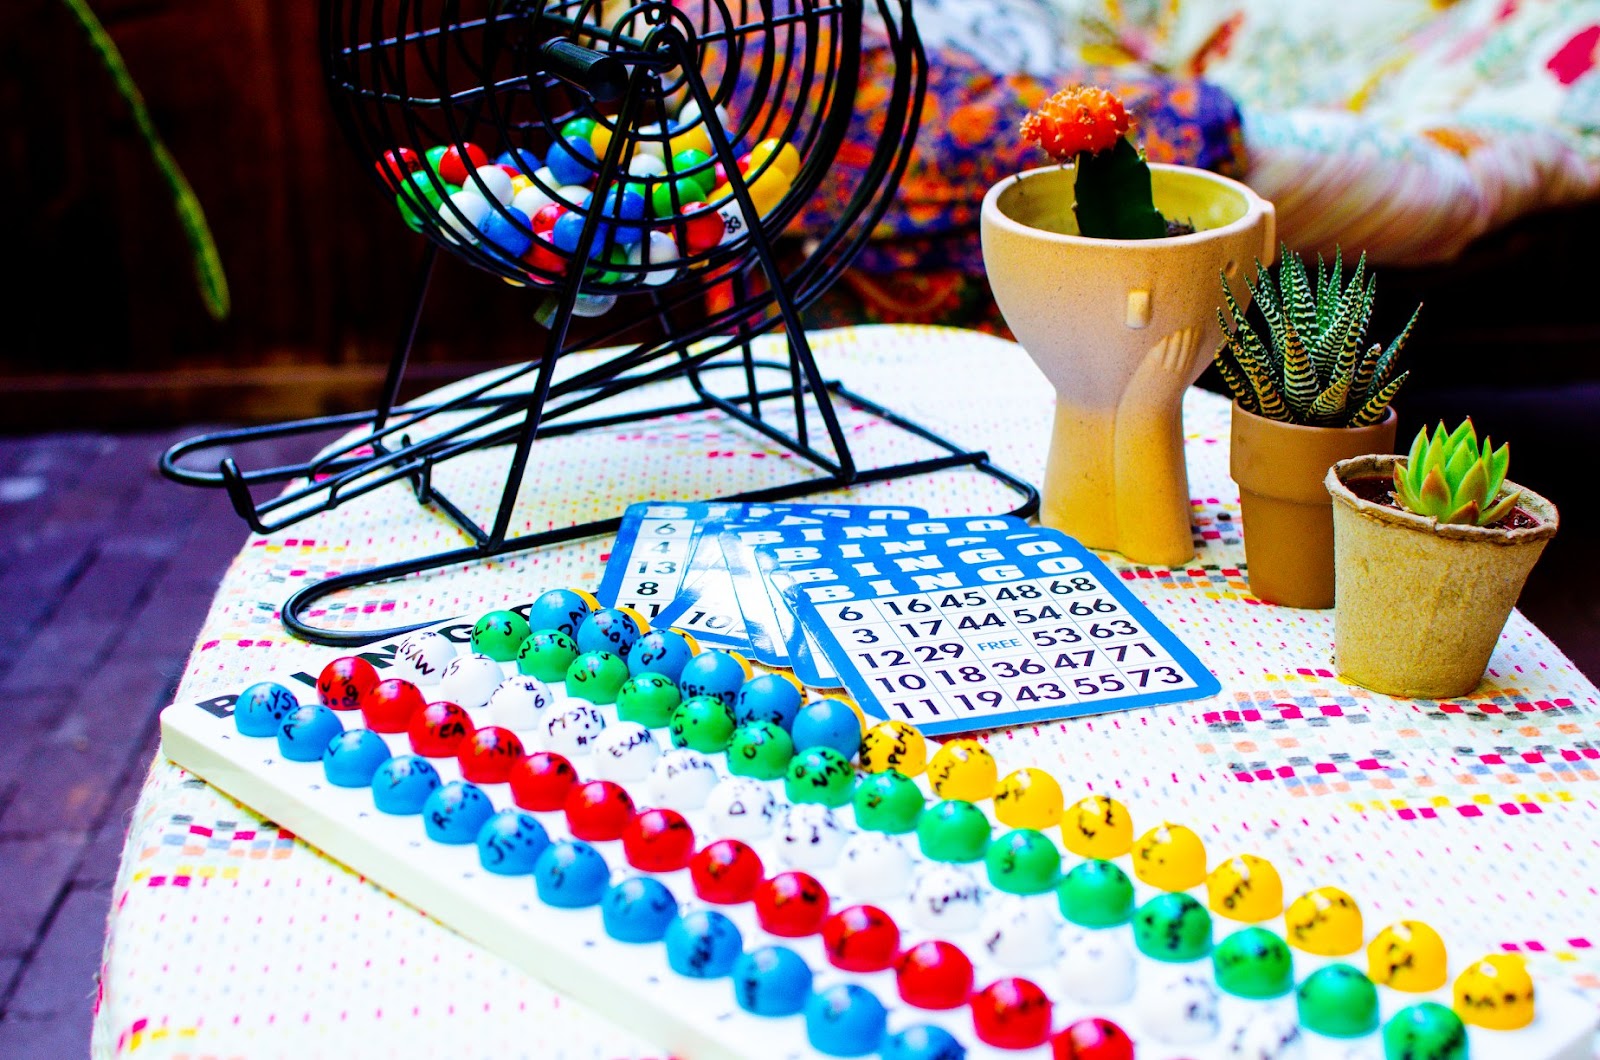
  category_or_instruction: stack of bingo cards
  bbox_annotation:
[162,588,1597,1059]
[599,505,1221,736]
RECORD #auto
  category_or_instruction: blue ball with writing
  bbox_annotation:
[805,983,888,1057]
[422,781,494,844]
[480,204,532,260]
[677,651,748,708]
[526,588,593,638]
[371,755,441,814]
[276,703,343,762]
[733,945,813,1017]
[881,1025,967,1060]
[545,134,597,187]
[475,809,550,876]
[600,875,677,943]
[494,147,541,174]
[322,728,392,787]
[626,630,694,682]
[735,674,803,731]
[236,681,299,737]
[791,699,862,760]
[534,839,609,908]
[576,607,643,658]
[665,909,742,978]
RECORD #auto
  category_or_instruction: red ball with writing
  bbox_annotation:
[821,904,900,973]
[622,808,695,872]
[1051,1018,1134,1060]
[409,700,475,757]
[973,978,1053,1051]
[362,678,425,733]
[564,780,635,841]
[458,725,525,784]
[374,147,420,189]
[509,752,577,812]
[437,143,488,185]
[895,940,974,1010]
[318,656,379,711]
[689,839,763,904]
[754,871,829,937]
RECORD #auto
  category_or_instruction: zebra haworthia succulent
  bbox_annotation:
[1214,248,1417,428]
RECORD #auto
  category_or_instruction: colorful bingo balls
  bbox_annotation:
[778,803,849,871]
[602,875,677,943]
[1051,1018,1134,1060]
[409,701,470,758]
[322,728,392,787]
[1057,928,1137,1006]
[458,725,525,784]
[508,750,577,811]
[590,721,661,782]
[422,780,494,844]
[534,838,610,908]
[735,673,804,730]
[908,864,983,933]
[626,628,695,681]
[895,940,975,1010]
[853,770,924,834]
[754,870,830,937]
[545,135,597,187]
[565,650,630,704]
[487,675,554,731]
[727,721,795,780]
[1057,859,1136,928]
[393,628,458,684]
[1213,926,1294,999]
[1383,1002,1468,1060]
[371,754,441,814]
[277,703,343,761]
[236,681,300,736]
[706,776,779,841]
[395,171,450,231]
[805,983,888,1058]
[651,175,706,219]
[601,185,648,245]
[525,587,595,637]
[564,779,636,841]
[670,147,715,194]
[616,673,681,728]
[733,946,813,1017]
[1207,854,1284,922]
[362,678,426,733]
[1284,886,1363,956]
[980,895,1060,969]
[317,656,379,710]
[621,807,695,872]
[576,607,643,657]
[790,698,863,759]
[690,838,763,904]
[972,978,1052,1051]
[670,695,738,753]
[375,146,420,188]
[839,833,914,901]
[435,652,503,710]
[472,609,532,661]
[677,650,749,706]
[648,748,718,808]
[1133,892,1213,962]
[475,808,550,876]
[467,163,514,206]
[822,904,900,973]
[551,209,609,258]
[916,800,991,863]
[1060,794,1133,860]
[786,746,855,808]
[437,142,488,185]
[1143,972,1219,1044]
[882,1025,967,1060]
[1368,920,1448,993]
[985,828,1062,895]
[994,768,1064,830]
[517,629,579,682]
[481,204,533,259]
[666,908,743,978]
[1453,953,1535,1030]
[1132,821,1207,891]
[1296,963,1379,1038]
[859,719,927,776]
[495,146,541,174]
[927,739,996,801]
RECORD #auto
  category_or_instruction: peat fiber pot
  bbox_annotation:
[1325,455,1558,699]
[981,163,1275,566]
[1231,405,1398,609]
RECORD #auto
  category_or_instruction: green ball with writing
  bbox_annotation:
[727,721,795,780]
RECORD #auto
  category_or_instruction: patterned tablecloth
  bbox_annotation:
[92,325,1600,1059]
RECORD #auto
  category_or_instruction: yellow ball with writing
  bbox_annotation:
[926,739,997,801]
[1368,920,1448,993]
[859,720,927,776]
[1059,794,1133,860]
[994,768,1064,830]
[1284,887,1363,956]
[1454,953,1535,1031]
[1131,822,1206,891]
[1206,854,1283,922]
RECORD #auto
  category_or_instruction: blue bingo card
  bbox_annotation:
[595,501,745,622]
[651,505,926,652]
[783,529,1221,734]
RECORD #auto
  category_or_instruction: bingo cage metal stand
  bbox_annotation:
[161,0,1038,646]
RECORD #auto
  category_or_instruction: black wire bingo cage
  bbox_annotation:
[162,0,1037,646]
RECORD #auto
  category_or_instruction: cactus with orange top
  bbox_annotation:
[1019,85,1171,239]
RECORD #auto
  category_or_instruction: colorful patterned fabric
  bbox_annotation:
[94,326,1600,1057]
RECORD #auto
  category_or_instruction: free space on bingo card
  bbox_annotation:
[788,533,1221,735]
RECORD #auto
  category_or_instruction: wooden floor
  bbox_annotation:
[0,428,1594,1058]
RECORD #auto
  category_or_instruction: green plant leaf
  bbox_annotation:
[1452,459,1489,512]
[1481,489,1520,527]
[1281,316,1317,416]
[1347,371,1408,427]
[1284,252,1318,356]
[1444,442,1477,493]
[1213,335,1257,411]
[1309,373,1352,424]
[1418,466,1453,515]
[1443,499,1483,526]
[1367,303,1419,401]
[1073,138,1169,240]
[1445,418,1478,461]
[1484,442,1511,501]
[1251,266,1290,387]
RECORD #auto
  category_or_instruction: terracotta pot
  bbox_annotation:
[1231,405,1398,609]
[980,163,1276,566]
[1325,455,1558,698]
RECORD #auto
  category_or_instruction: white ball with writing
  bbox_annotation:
[1057,926,1136,1005]
[704,778,778,841]
[979,895,1059,969]
[392,629,458,685]
[775,803,848,870]
[1141,969,1220,1045]
[647,749,719,809]
[837,833,912,900]
[1223,1004,1304,1060]
[487,675,554,731]
[543,702,606,757]
[590,721,660,782]
[907,864,983,933]
[435,653,503,710]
